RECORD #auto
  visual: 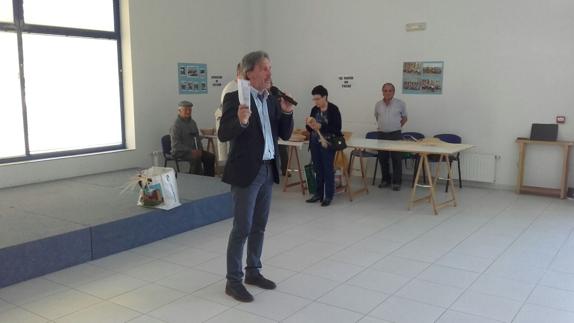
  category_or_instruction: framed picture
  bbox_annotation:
[403,61,443,95]
[178,63,208,94]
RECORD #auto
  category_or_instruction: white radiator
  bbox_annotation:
[413,152,498,184]
[458,152,497,183]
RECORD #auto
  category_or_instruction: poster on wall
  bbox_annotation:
[402,61,443,95]
[178,63,208,94]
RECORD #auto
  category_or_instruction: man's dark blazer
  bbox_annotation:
[218,90,294,187]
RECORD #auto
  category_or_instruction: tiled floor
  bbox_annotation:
[1,184,574,322]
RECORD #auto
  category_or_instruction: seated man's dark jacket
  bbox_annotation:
[170,116,203,158]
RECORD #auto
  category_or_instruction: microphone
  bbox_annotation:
[269,86,298,106]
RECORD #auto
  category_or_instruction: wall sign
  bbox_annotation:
[178,63,207,94]
[211,75,223,87]
[402,61,443,95]
[338,75,354,88]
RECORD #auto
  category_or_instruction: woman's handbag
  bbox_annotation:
[325,133,347,151]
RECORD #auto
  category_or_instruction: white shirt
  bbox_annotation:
[215,79,238,162]
[220,79,238,104]
[374,98,407,132]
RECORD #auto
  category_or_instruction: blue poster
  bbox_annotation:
[402,61,443,95]
[178,63,208,94]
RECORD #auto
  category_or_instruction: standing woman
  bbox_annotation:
[305,85,342,207]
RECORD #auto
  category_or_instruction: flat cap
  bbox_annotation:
[178,100,193,107]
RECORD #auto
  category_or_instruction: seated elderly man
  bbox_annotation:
[170,100,215,176]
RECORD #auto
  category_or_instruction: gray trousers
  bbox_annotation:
[226,163,273,284]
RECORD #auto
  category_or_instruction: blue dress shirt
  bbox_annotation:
[251,87,275,161]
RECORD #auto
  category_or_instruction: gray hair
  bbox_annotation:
[241,51,270,79]
[382,83,395,91]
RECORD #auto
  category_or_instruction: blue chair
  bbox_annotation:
[430,133,462,192]
[402,132,426,187]
[349,131,381,185]
[402,132,425,142]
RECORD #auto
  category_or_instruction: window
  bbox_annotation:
[23,0,115,31]
[0,0,124,163]
[0,32,25,159]
[0,0,13,22]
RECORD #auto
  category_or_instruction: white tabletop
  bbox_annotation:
[347,138,473,155]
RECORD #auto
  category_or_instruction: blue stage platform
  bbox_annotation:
[0,169,232,288]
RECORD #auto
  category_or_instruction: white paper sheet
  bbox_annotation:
[237,79,251,110]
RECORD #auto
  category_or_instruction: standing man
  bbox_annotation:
[170,101,215,176]
[374,83,407,191]
[215,63,242,163]
[218,51,294,302]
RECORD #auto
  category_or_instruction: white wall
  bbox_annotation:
[0,0,263,188]
[128,0,264,157]
[2,0,573,190]
[262,0,574,188]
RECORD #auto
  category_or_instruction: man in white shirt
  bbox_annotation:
[374,83,407,190]
[215,63,241,162]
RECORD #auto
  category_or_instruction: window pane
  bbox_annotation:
[24,0,114,31]
[0,0,12,22]
[23,34,122,154]
[0,32,26,159]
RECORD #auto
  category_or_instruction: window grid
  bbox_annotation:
[0,0,125,163]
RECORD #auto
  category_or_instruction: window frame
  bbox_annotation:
[0,0,125,163]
